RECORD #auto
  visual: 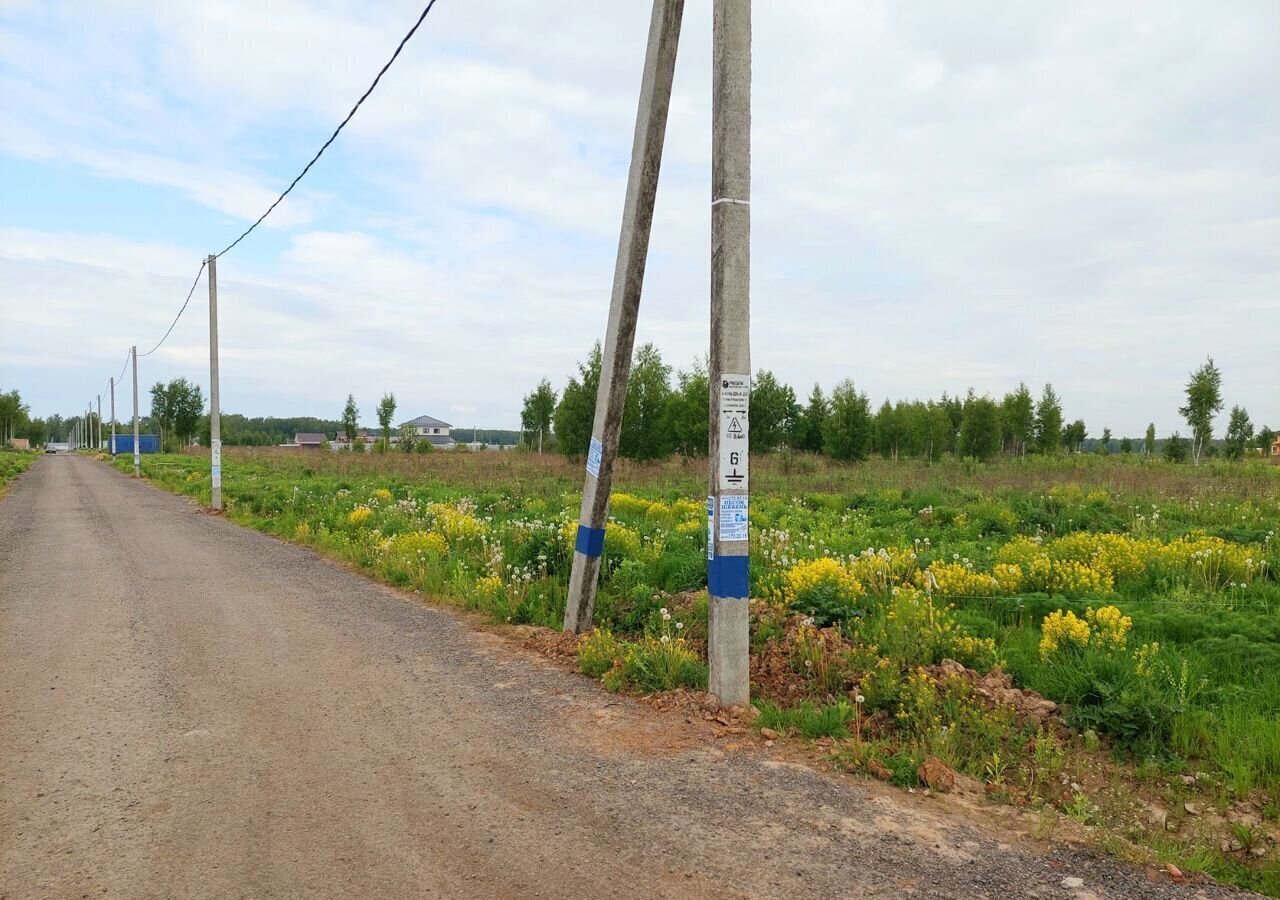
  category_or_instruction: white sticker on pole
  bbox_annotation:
[211,438,222,487]
[719,495,748,542]
[718,374,749,492]
[707,496,715,560]
[585,436,603,478]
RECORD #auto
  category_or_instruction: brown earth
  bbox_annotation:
[0,455,1254,899]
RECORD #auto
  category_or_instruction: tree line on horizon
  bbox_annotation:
[0,357,1270,463]
[519,349,1273,465]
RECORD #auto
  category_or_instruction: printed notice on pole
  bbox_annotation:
[211,438,222,486]
[719,495,748,542]
[585,437,602,478]
[718,374,749,492]
[707,496,715,560]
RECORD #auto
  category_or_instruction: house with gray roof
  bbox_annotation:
[399,415,456,448]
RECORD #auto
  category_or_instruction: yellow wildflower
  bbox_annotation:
[385,530,448,559]
[1085,605,1131,650]
[428,503,486,542]
[992,563,1023,594]
[1134,642,1160,677]
[783,557,863,605]
[1039,609,1090,659]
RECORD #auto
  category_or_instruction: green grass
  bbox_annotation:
[0,449,37,493]
[108,447,1280,895]
[112,448,1280,790]
[756,700,854,739]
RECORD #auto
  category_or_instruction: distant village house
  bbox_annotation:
[399,415,455,449]
[326,416,457,451]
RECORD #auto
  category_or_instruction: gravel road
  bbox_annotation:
[0,455,1251,899]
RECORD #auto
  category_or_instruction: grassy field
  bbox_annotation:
[110,447,1280,892]
[0,449,37,493]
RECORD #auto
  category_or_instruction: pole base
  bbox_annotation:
[707,594,750,706]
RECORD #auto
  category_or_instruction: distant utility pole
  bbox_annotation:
[706,0,752,707]
[96,395,101,450]
[131,346,140,477]
[109,378,116,456]
[207,254,222,511]
[562,0,684,634]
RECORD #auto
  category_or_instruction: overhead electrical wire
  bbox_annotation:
[215,0,441,258]
[126,0,441,362]
[137,260,207,358]
[114,350,132,385]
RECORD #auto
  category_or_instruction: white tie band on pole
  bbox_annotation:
[562,0,685,635]
[706,0,752,707]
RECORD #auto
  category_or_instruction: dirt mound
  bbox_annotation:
[931,659,1059,726]
[521,625,580,661]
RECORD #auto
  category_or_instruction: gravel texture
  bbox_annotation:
[0,455,1253,899]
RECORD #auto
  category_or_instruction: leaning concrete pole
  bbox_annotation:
[562,0,684,634]
[131,346,141,477]
[109,377,116,456]
[707,0,751,707]
[207,254,222,511]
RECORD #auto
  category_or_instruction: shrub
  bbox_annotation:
[577,628,622,678]
[1039,609,1090,658]
[783,557,864,627]
[861,586,962,667]
[428,502,485,542]
[602,636,707,693]
[1085,605,1132,649]
[385,530,448,559]
[1039,605,1131,659]
[919,561,998,597]
[604,522,642,560]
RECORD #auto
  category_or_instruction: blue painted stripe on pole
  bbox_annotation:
[708,555,749,599]
[575,524,606,558]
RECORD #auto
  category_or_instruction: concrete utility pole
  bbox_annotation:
[706,0,752,707]
[96,395,101,450]
[109,378,116,456]
[563,0,684,634]
[207,254,222,511]
[131,346,141,477]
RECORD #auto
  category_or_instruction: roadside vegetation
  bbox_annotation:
[110,448,1280,893]
[0,448,36,492]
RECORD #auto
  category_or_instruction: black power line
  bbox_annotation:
[120,0,440,370]
[215,0,441,258]
[138,260,207,358]
[114,350,132,385]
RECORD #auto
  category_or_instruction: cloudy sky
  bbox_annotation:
[1,0,1276,436]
